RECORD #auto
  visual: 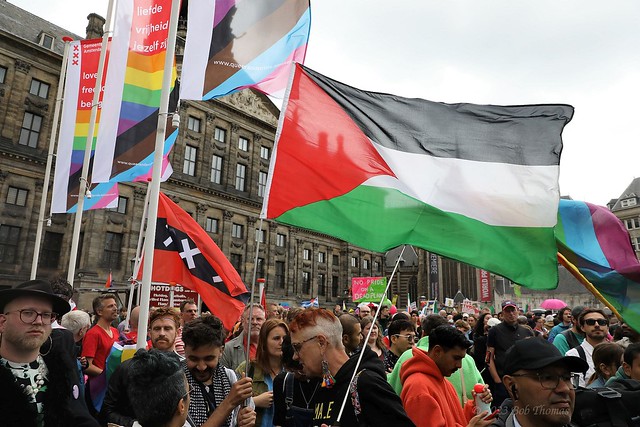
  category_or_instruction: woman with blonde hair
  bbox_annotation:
[237,318,289,426]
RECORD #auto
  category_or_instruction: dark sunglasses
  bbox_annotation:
[583,318,608,326]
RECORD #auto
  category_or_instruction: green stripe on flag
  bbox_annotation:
[276,185,557,289]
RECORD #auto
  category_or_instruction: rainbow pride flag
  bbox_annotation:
[180,0,311,100]
[93,0,177,184]
[52,39,119,213]
[556,199,640,332]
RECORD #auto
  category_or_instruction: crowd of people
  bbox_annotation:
[2,278,640,427]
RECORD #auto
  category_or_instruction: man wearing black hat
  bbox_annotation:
[487,300,534,409]
[0,280,98,426]
[493,338,588,427]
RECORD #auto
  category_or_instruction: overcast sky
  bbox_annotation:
[12,0,640,206]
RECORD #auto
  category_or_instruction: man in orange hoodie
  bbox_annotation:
[401,325,493,427]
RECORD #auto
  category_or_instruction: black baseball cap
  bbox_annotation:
[502,300,518,310]
[503,338,588,375]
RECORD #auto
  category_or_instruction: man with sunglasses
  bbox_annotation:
[497,338,588,427]
[565,308,609,387]
[0,280,98,426]
[385,319,415,372]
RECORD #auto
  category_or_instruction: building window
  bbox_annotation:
[276,233,286,247]
[210,155,223,184]
[102,232,123,269]
[0,66,6,84]
[621,198,638,208]
[41,231,63,269]
[373,261,380,272]
[232,223,244,239]
[332,254,339,266]
[276,261,285,289]
[303,248,311,260]
[363,259,369,270]
[6,186,28,206]
[625,218,640,230]
[633,237,640,252]
[205,217,218,233]
[258,171,267,197]
[187,116,201,132]
[214,127,226,143]
[39,32,54,49]
[29,79,50,98]
[19,112,42,148]
[238,136,249,151]
[302,271,310,294]
[260,146,270,160]
[0,225,21,263]
[318,252,325,263]
[230,254,242,275]
[235,164,246,191]
[255,228,266,243]
[108,196,128,214]
[351,256,358,268]
[332,275,339,297]
[183,145,197,176]
[318,273,326,296]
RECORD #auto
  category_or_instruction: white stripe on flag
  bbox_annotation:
[180,0,215,100]
[93,0,133,183]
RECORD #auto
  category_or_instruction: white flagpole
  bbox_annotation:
[31,36,74,279]
[66,0,116,288]
[136,0,181,349]
[244,218,265,373]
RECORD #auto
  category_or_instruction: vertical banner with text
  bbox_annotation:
[479,269,492,302]
[52,39,119,213]
[428,252,439,301]
[94,0,178,184]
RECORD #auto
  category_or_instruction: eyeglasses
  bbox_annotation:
[511,372,580,390]
[393,334,416,341]
[4,309,57,325]
[583,318,608,326]
[182,384,194,400]
[292,336,318,354]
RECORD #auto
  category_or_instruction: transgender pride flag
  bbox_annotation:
[180,0,311,100]
[93,0,177,184]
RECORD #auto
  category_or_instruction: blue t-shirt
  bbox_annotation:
[261,374,274,427]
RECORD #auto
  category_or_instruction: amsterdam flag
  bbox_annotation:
[142,193,249,330]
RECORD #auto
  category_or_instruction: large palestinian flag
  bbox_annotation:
[262,64,574,290]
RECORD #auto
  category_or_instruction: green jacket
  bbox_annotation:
[236,361,269,426]
[605,365,630,386]
[387,336,484,406]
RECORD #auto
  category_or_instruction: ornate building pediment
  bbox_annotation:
[219,90,279,127]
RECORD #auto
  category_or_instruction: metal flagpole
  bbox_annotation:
[66,0,116,288]
[335,244,409,424]
[244,218,265,374]
[136,0,181,349]
[31,36,74,279]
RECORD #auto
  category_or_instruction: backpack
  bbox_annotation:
[283,372,314,427]
[561,329,581,350]
[570,379,640,427]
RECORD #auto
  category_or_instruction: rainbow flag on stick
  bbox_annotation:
[556,199,640,332]
[93,0,178,185]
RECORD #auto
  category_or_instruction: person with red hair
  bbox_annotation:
[289,308,414,426]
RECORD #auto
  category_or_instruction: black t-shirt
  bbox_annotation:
[487,322,534,375]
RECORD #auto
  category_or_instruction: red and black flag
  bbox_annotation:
[140,192,249,330]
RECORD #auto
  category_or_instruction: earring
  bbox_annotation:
[321,358,335,388]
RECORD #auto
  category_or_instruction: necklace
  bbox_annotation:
[299,380,320,409]
[1,354,48,402]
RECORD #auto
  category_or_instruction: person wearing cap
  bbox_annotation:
[0,280,98,427]
[487,301,533,409]
[492,338,588,427]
